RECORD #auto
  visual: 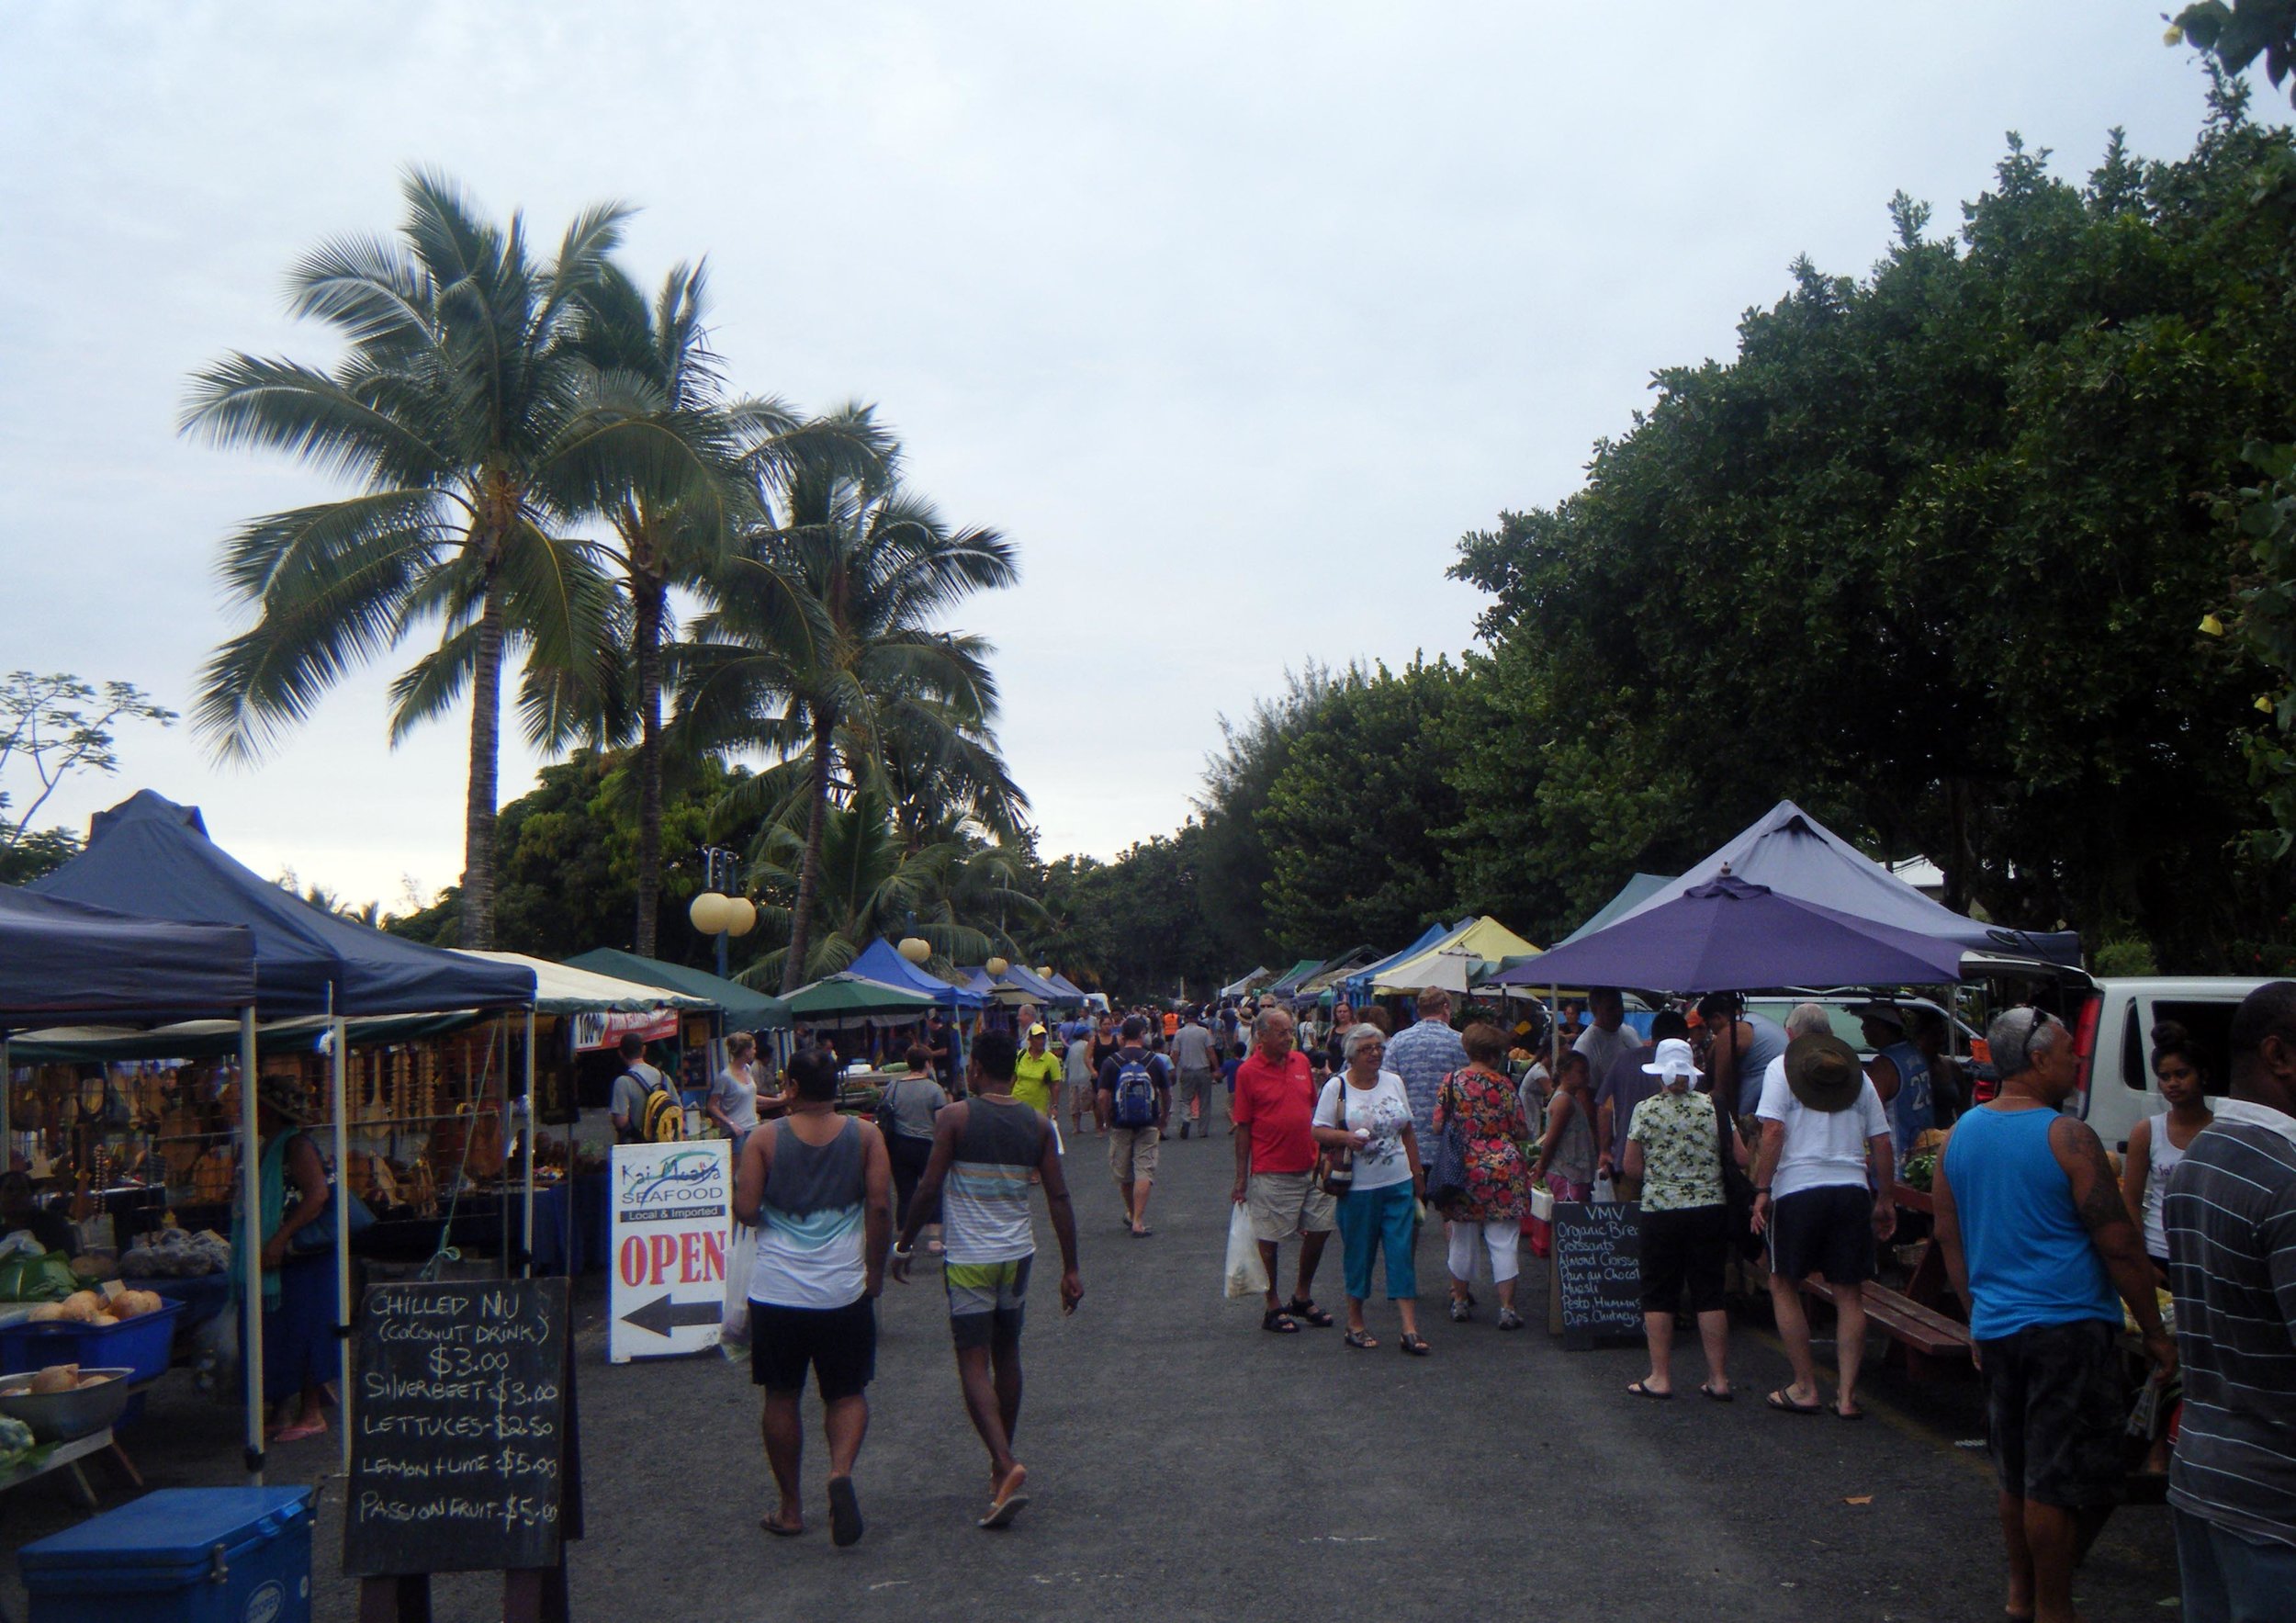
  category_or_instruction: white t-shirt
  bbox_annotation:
[1755,1055,1890,1200]
[709,1064,760,1133]
[1315,1071,1415,1191]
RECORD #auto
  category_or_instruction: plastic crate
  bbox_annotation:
[20,1485,313,1623]
[0,1299,186,1386]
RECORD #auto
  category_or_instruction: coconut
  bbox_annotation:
[86,1313,117,1326]
[73,1372,110,1388]
[58,1291,104,1323]
[25,1302,67,1323]
[28,1364,79,1394]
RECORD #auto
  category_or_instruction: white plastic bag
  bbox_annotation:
[1224,1203,1269,1302]
[1530,1184,1556,1222]
[719,1223,756,1359]
[1592,1170,1618,1205]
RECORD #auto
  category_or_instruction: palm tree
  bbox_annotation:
[183,170,701,946]
[678,450,1018,989]
[735,783,1040,986]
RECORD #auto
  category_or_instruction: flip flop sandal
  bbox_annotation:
[760,1514,805,1538]
[1131,1225,1154,1238]
[1836,1406,1866,1421]
[1261,1309,1301,1334]
[1765,1390,1827,1415]
[1284,1298,1334,1327]
[1697,1383,1735,1403]
[978,1471,1030,1530]
[1626,1381,1673,1400]
[827,1476,863,1548]
[1400,1334,1432,1357]
[1345,1328,1379,1349]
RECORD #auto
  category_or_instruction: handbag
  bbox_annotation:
[290,1179,377,1253]
[1712,1089,1762,1262]
[1318,1079,1355,1198]
[1425,1073,1471,1212]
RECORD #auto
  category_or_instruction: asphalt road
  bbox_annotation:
[2,1118,2183,1621]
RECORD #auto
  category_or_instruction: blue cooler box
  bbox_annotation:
[19,1486,314,1623]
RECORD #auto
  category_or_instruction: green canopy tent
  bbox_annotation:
[564,947,791,1030]
[782,972,939,1030]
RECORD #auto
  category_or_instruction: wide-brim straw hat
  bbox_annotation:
[1784,1032,1863,1113]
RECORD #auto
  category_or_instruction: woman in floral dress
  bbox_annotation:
[1433,1022,1534,1329]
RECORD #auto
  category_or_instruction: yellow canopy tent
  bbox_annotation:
[1370,916,1539,994]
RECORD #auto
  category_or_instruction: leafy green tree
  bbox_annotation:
[0,672,176,856]
[1190,665,1336,969]
[1450,109,2296,966]
[677,447,1016,990]
[2205,441,2296,860]
[2172,4,2296,105]
[1034,828,1226,1000]
[1256,658,1471,957]
[184,171,698,947]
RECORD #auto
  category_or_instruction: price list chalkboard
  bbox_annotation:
[1551,1200,1644,1349]
[344,1278,580,1578]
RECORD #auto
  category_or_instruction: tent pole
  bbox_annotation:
[1,1034,10,1169]
[523,1008,536,1281]
[331,1014,351,1478]
[1549,986,1560,1079]
[239,1006,264,1484]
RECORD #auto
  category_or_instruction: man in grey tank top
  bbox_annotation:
[734,1046,893,1547]
[892,1030,1084,1530]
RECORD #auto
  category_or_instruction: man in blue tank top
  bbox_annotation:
[891,1030,1084,1531]
[1855,1001,1935,1158]
[1934,1008,2175,1623]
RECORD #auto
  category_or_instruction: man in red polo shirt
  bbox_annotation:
[1230,1007,1336,1333]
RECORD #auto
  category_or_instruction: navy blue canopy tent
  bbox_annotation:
[846,939,985,1009]
[0,884,255,1025]
[31,791,535,1016]
[29,790,535,1482]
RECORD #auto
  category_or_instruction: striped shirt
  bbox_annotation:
[941,1094,1044,1266]
[2164,1098,2296,1549]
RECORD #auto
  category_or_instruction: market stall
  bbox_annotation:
[27,790,536,1481]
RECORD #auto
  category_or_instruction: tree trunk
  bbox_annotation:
[458,576,506,949]
[633,577,666,957]
[782,714,834,994]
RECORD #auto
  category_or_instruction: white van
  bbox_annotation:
[1970,963,2275,1152]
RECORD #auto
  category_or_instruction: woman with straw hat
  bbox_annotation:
[1620,1037,1745,1400]
[231,1076,337,1443]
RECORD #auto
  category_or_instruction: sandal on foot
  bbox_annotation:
[1400,1333,1432,1357]
[1765,1389,1826,1414]
[979,1465,1030,1530]
[1496,1308,1525,1331]
[827,1476,863,1548]
[1448,1298,1472,1324]
[760,1513,805,1538]
[1697,1382,1735,1403]
[1345,1328,1379,1349]
[1261,1308,1301,1334]
[1284,1298,1334,1328]
[1626,1380,1673,1400]
[1836,1404,1866,1421]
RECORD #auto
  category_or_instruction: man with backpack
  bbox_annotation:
[1097,1015,1172,1238]
[609,1031,681,1144]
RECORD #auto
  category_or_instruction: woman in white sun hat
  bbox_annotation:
[1619,1036,1746,1401]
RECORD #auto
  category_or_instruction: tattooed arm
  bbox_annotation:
[2051,1115,2177,1377]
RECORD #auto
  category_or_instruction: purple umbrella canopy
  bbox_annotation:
[1490,873,1966,994]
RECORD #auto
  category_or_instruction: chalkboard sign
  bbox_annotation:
[344,1278,581,1577]
[1551,1200,1643,1348]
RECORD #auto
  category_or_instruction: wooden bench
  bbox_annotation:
[1799,1277,1973,1382]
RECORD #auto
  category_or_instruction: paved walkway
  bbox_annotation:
[2,1121,2182,1620]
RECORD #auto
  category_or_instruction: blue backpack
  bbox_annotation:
[1111,1053,1160,1129]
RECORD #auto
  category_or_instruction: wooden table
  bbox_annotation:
[0,1426,116,1509]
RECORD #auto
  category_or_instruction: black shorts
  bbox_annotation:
[1767,1184,1876,1285]
[1979,1318,2127,1508]
[749,1296,877,1402]
[1638,1203,1728,1314]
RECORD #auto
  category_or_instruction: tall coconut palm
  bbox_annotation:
[678,452,1018,990]
[184,170,701,946]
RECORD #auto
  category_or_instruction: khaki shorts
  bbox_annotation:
[1109,1125,1160,1184]
[1247,1170,1337,1243]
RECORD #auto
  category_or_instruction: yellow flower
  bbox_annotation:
[2164,25,2184,45]
[2200,613,2226,637]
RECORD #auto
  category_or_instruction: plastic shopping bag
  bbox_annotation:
[1224,1203,1269,1302]
[719,1223,756,1359]
[1592,1170,1618,1205]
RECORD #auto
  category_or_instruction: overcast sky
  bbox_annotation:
[0,3,2255,909]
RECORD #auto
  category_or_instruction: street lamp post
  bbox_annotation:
[688,845,755,979]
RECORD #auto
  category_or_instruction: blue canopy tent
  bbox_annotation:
[1,884,255,1026]
[30,790,537,1482]
[846,939,985,1010]
[1046,972,1090,1003]
[1340,920,1460,1002]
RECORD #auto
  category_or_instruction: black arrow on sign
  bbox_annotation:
[621,1293,722,1338]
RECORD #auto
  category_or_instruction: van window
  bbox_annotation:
[2120,1003,2144,1097]
[2144,1000,2238,1099]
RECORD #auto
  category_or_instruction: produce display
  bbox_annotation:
[118,1227,229,1279]
[0,1413,38,1476]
